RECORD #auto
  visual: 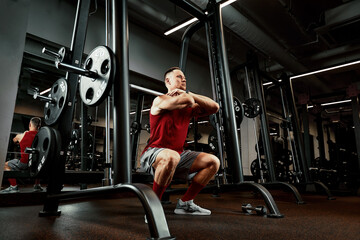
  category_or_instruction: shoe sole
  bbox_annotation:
[174,209,211,215]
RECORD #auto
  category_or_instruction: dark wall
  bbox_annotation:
[0,0,30,185]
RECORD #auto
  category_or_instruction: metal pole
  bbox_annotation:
[111,0,131,184]
[248,53,276,182]
[351,96,360,172]
[130,84,162,96]
[103,0,112,186]
[206,1,243,183]
[131,94,144,169]
[301,105,312,169]
[281,73,310,183]
[179,21,204,71]
[80,103,88,171]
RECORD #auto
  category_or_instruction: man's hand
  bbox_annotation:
[166,88,186,97]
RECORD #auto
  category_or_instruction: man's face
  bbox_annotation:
[166,69,186,91]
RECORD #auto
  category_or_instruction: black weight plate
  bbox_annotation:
[28,127,55,178]
[48,128,64,188]
[208,129,219,153]
[244,98,261,118]
[250,159,269,180]
[79,46,115,106]
[44,78,68,126]
[233,97,244,127]
[209,114,217,129]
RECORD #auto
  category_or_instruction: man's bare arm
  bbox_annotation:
[188,91,219,116]
[151,90,196,115]
[13,133,25,143]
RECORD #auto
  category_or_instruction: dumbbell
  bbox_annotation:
[241,203,267,216]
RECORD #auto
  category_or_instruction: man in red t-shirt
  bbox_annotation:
[140,67,220,216]
[1,117,42,193]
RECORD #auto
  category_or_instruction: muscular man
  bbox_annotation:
[1,117,42,193]
[140,67,220,216]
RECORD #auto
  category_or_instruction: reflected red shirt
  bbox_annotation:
[20,131,37,164]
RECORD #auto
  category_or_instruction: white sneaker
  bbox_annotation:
[0,185,19,194]
[174,199,211,215]
[33,185,43,192]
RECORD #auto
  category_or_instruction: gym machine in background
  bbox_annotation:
[230,53,304,204]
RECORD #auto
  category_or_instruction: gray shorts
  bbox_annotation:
[139,147,201,180]
[7,159,28,171]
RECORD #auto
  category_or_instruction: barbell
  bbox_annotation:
[43,45,115,107]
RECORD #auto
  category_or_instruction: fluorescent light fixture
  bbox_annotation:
[291,59,360,80]
[40,88,51,95]
[263,82,273,86]
[165,18,198,36]
[321,99,351,106]
[164,0,238,36]
[307,99,351,109]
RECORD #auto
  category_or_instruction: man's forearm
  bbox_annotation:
[188,91,219,113]
[188,92,215,105]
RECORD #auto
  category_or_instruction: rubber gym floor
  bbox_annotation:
[0,184,359,240]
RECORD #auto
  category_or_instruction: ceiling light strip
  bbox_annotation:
[164,18,198,36]
[164,0,238,36]
[307,99,352,109]
[290,59,360,80]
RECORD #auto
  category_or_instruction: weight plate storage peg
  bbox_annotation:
[79,46,116,106]
[44,78,69,126]
[208,129,219,153]
[233,96,244,127]
[28,127,56,178]
[243,98,262,118]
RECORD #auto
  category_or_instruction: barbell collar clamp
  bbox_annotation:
[42,47,62,59]
[55,61,99,79]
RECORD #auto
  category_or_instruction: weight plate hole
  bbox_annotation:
[85,58,93,70]
[42,137,49,152]
[53,84,58,94]
[86,88,94,102]
[101,59,110,74]
[45,109,51,119]
[58,97,64,108]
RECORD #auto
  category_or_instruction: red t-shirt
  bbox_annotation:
[20,130,38,164]
[142,107,194,155]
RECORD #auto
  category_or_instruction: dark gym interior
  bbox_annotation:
[0,0,359,239]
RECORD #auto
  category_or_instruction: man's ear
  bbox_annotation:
[165,77,170,85]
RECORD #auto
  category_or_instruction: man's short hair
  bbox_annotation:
[30,117,41,130]
[164,67,180,81]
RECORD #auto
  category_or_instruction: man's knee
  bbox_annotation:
[4,162,10,170]
[155,150,181,172]
[206,154,220,172]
